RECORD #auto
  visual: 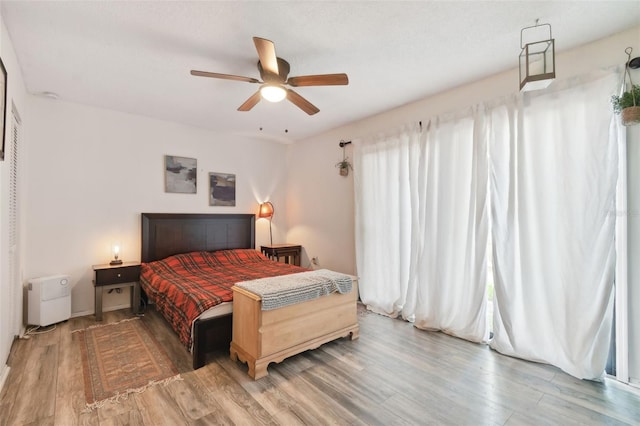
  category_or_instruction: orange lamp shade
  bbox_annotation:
[258,202,274,219]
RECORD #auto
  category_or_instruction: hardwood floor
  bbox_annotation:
[1,304,639,425]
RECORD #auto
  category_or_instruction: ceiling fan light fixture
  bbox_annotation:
[191,37,347,115]
[260,85,286,102]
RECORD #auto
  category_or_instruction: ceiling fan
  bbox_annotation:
[191,37,349,115]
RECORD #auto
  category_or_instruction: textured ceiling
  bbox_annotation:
[2,1,639,143]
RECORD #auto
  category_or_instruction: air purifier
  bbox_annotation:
[27,275,71,327]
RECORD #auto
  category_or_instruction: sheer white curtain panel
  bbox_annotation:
[354,125,417,317]
[354,108,489,342]
[406,109,489,342]
[488,71,620,380]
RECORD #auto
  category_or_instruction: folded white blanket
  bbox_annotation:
[235,269,353,311]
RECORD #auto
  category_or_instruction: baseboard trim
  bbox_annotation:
[71,309,93,318]
[71,303,131,319]
[0,365,10,394]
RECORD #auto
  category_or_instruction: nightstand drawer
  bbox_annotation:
[95,265,140,286]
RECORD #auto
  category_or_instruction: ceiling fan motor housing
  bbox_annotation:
[258,57,290,83]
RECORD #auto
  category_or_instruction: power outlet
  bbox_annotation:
[311,257,319,265]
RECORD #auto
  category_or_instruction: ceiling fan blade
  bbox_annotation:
[286,89,319,115]
[287,73,349,87]
[191,70,259,84]
[238,91,262,111]
[253,37,279,76]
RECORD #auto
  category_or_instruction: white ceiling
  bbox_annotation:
[2,1,639,143]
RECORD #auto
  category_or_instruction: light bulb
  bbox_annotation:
[260,85,286,102]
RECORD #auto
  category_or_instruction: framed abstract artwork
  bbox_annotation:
[209,172,236,206]
[165,155,197,193]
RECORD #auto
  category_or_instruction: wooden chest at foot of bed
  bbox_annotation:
[230,280,359,379]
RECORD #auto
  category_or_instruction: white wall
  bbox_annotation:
[25,98,289,316]
[286,26,640,380]
[285,134,355,273]
[0,15,28,386]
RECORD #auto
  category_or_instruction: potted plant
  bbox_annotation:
[612,84,640,126]
[335,158,353,176]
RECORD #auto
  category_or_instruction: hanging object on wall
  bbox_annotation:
[519,20,555,92]
[336,140,353,177]
[611,47,640,127]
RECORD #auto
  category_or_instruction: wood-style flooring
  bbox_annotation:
[1,304,639,425]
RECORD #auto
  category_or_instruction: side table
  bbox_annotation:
[92,261,141,321]
[260,244,302,266]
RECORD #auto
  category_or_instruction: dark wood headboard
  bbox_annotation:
[141,213,256,263]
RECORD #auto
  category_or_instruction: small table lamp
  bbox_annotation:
[110,244,123,265]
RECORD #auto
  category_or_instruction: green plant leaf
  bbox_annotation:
[612,84,640,113]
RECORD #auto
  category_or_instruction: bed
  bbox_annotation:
[140,213,306,369]
[140,213,360,374]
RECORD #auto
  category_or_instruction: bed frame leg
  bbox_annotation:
[193,353,205,370]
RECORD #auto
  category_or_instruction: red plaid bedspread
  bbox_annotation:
[140,249,306,349]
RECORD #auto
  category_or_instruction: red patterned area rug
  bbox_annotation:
[76,318,181,411]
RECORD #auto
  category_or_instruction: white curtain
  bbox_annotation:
[354,70,620,379]
[489,71,620,379]
[355,107,489,342]
[354,125,416,318]
[407,109,489,342]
